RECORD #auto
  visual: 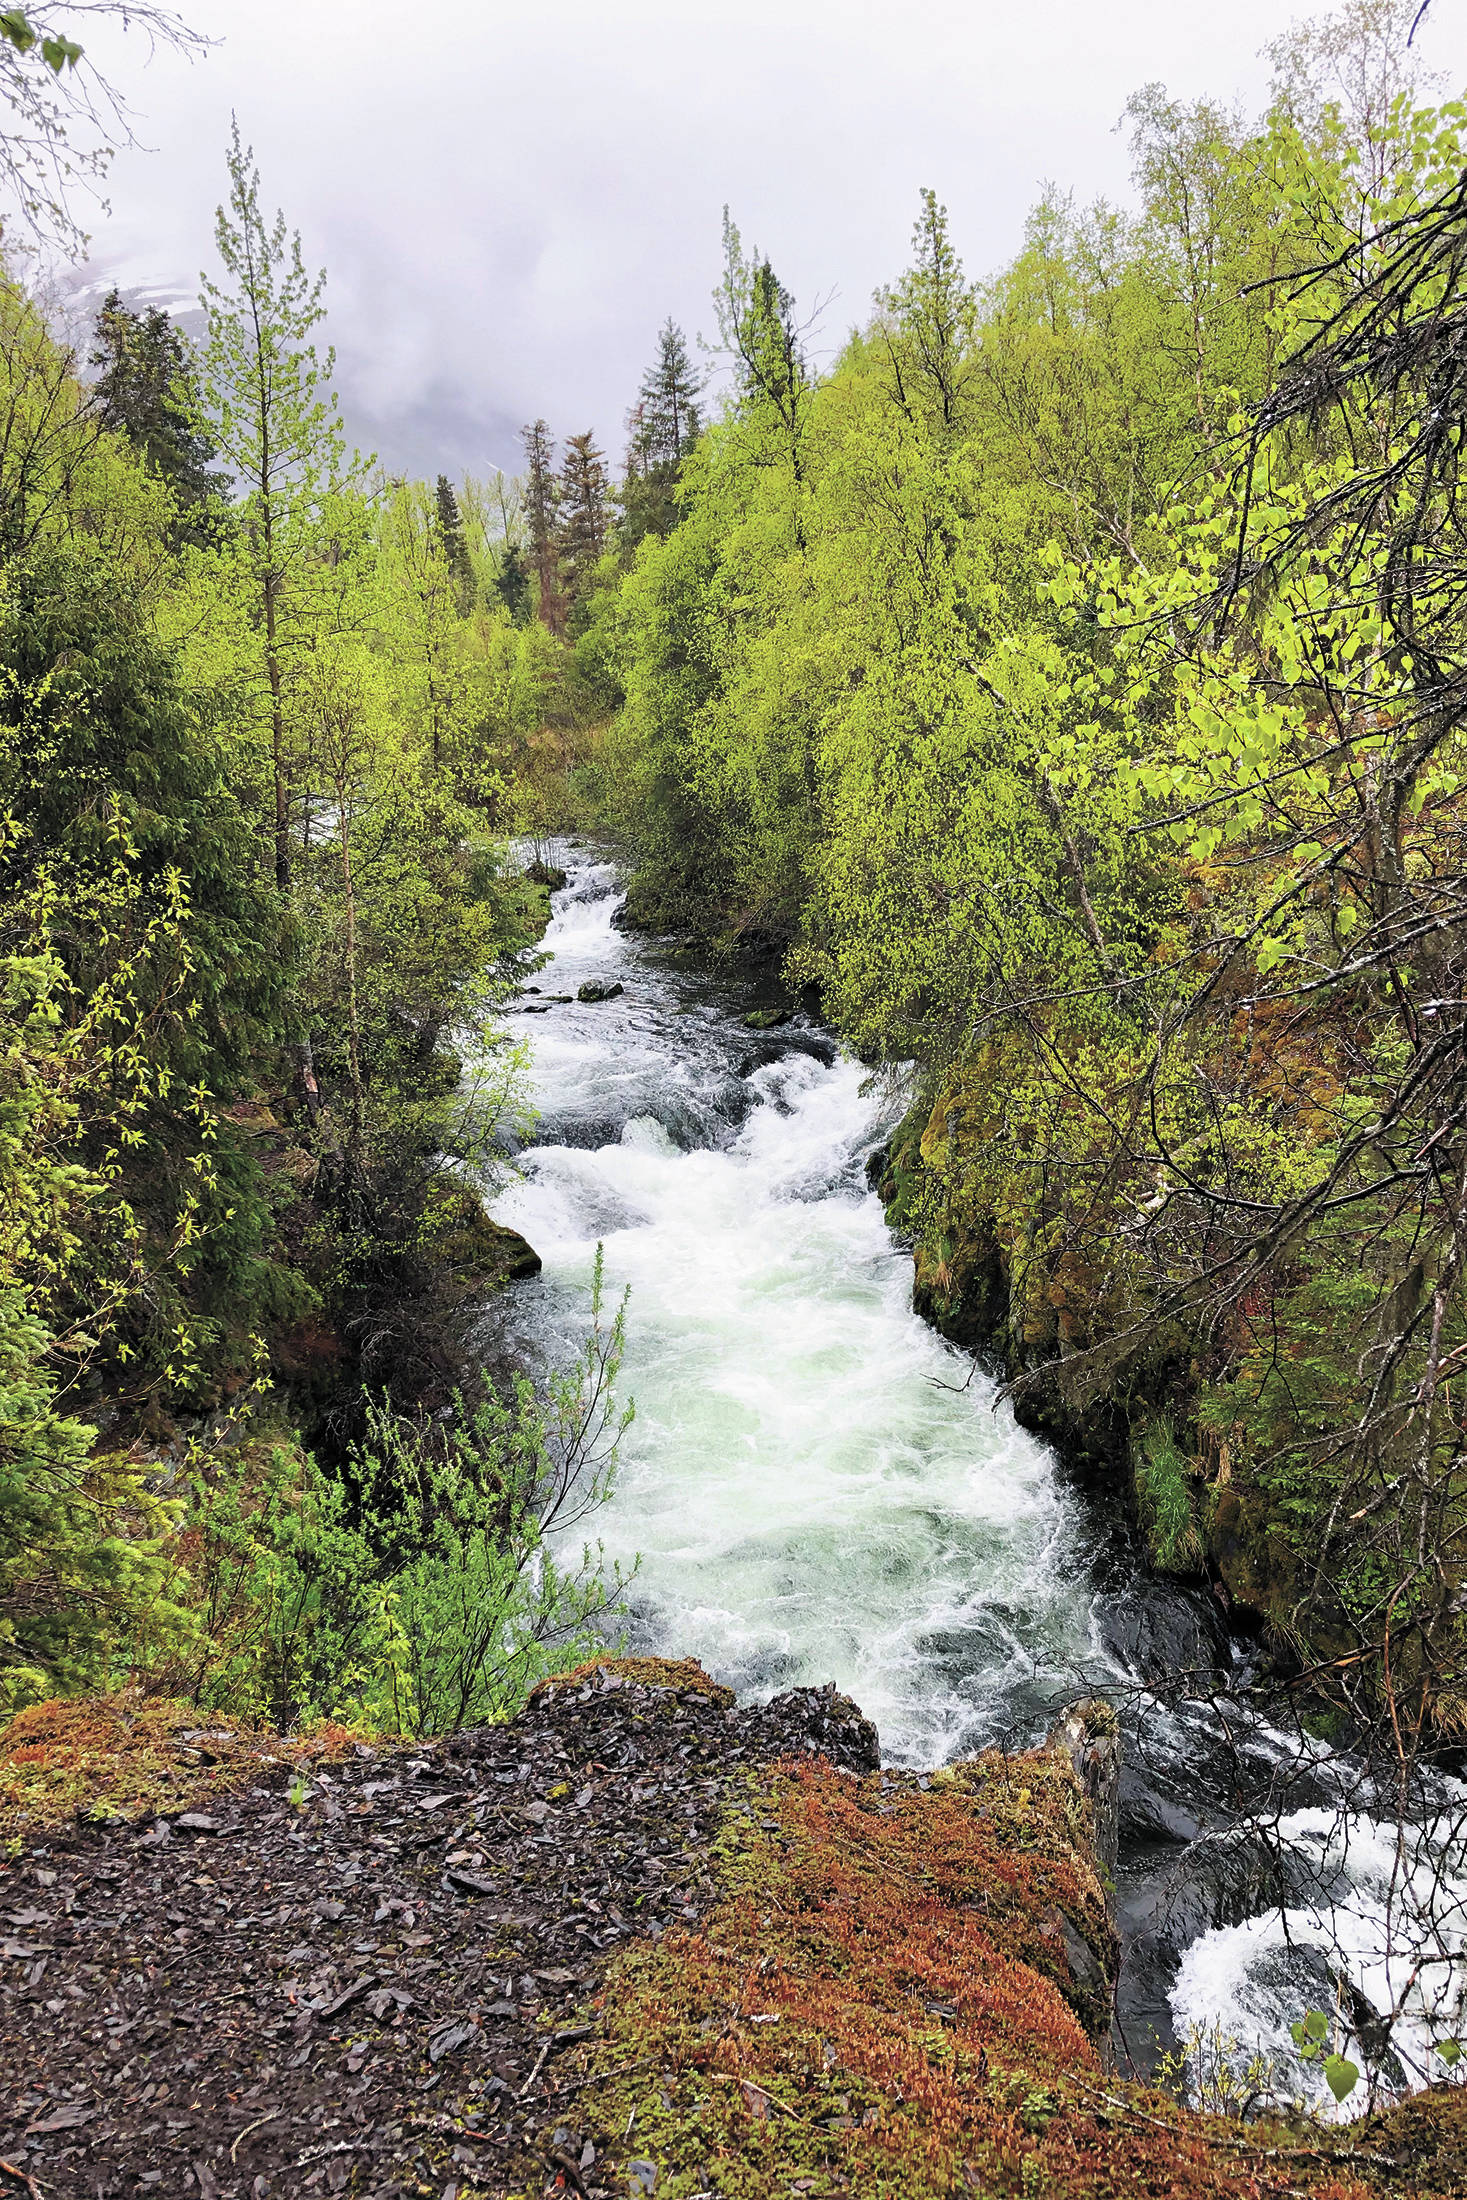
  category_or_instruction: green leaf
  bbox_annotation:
[1436,2038,1461,2066]
[40,33,81,71]
[1323,2054,1359,2103]
[0,10,35,53]
[1292,2010,1329,2048]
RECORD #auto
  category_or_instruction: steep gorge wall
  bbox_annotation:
[871,1074,1350,1669]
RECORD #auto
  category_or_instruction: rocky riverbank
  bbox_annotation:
[2,1661,1464,2197]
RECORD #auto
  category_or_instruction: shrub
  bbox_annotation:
[1134,1418,1205,1576]
[169,1249,637,1732]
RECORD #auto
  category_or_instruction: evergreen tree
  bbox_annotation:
[433,471,475,613]
[200,119,352,892]
[715,214,809,444]
[494,540,532,624]
[88,289,226,542]
[622,317,703,546]
[521,418,563,637]
[557,430,611,618]
[876,190,976,435]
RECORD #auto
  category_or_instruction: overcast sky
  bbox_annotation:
[59,0,1467,482]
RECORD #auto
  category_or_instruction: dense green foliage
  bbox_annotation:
[0,126,620,1716]
[173,1254,633,1734]
[586,2,1467,1738]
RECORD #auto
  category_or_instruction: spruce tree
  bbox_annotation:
[433,471,475,613]
[494,541,532,624]
[521,419,563,637]
[200,119,352,892]
[622,317,702,547]
[877,189,976,435]
[89,290,226,542]
[557,431,611,623]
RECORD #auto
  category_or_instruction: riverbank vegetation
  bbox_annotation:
[0,104,634,1722]
[572,1,1467,1765]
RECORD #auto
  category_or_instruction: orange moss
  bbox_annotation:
[0,1693,361,1838]
[528,1655,735,1708]
[534,1753,1462,2200]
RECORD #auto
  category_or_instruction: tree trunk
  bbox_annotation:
[339,796,366,1187]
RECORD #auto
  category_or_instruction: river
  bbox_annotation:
[482,849,1467,2104]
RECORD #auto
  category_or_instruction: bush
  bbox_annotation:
[168,1250,637,1732]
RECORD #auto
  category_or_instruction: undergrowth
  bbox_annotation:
[1135,1418,1207,1577]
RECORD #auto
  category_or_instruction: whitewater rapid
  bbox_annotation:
[482,851,1467,2104]
[494,880,1095,1764]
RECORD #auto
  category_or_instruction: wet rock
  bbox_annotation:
[525,861,568,892]
[431,1188,542,1287]
[742,1005,792,1030]
[1046,1698,1120,1881]
[1095,1580,1233,1691]
[577,980,625,1003]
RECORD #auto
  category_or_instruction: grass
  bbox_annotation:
[1135,1417,1208,1576]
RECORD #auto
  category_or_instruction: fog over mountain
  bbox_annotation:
[59,0,1467,478]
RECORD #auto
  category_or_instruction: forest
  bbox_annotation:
[3,0,1467,2182]
[582,2,1467,1775]
[0,0,1463,1856]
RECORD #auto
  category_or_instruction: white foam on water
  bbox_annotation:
[490,850,1467,2087]
[496,1037,1097,1765]
[1170,1805,1467,2114]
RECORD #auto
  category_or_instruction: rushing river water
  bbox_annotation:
[483,850,1467,2101]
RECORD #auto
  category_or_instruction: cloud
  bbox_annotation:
[57,0,1467,481]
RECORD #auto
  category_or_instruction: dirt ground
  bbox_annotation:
[0,1663,878,2199]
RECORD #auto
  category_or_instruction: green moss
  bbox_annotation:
[527,1654,735,1709]
[0,1693,362,1837]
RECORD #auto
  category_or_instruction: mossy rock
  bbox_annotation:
[912,1226,1007,1354]
[1210,1482,1301,1625]
[526,1725,1462,2198]
[742,1005,792,1030]
[425,1185,542,1293]
[525,860,568,891]
[528,1655,735,1709]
